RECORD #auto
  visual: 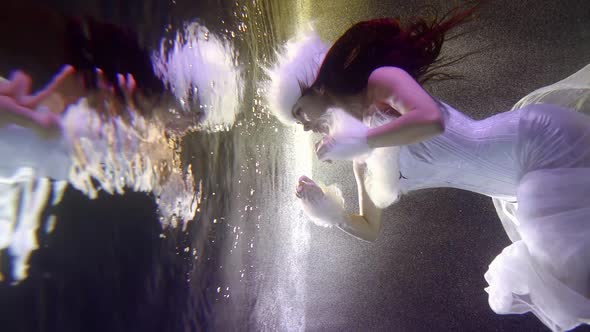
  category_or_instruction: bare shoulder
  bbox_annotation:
[368,66,415,89]
[367,66,443,124]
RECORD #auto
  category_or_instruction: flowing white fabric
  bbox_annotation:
[492,64,590,236]
[485,65,590,331]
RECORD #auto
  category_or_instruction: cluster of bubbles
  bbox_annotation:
[152,22,245,132]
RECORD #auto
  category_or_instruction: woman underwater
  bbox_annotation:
[267,5,590,332]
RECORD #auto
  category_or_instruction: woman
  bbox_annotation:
[267,5,590,332]
[0,65,73,130]
[0,0,188,179]
[0,65,144,180]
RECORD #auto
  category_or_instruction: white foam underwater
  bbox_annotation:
[0,99,199,281]
[153,22,244,131]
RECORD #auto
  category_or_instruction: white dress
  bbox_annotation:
[362,64,590,332]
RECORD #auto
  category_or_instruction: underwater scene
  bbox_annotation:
[1,0,589,331]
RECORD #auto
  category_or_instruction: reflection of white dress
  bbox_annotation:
[363,65,590,332]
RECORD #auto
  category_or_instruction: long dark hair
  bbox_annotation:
[304,3,480,98]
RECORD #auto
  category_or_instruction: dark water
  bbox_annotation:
[1,0,590,331]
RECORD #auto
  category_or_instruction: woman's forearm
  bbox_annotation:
[366,66,445,148]
[367,110,444,148]
[336,161,382,242]
[337,214,380,242]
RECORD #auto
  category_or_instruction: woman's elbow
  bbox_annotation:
[338,225,379,242]
[433,117,445,134]
[359,227,380,242]
[363,233,379,243]
[425,112,445,134]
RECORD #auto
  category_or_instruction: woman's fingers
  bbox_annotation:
[96,68,126,115]
[0,76,15,95]
[126,73,136,94]
[315,136,334,161]
[117,74,126,94]
[298,175,316,185]
[0,96,60,128]
[295,186,303,198]
[96,68,113,92]
[117,73,137,109]
[10,71,33,100]
[295,176,325,202]
[297,182,312,200]
[33,110,61,128]
[0,95,30,117]
[314,137,332,163]
[1,65,140,125]
[20,65,75,108]
[296,175,314,198]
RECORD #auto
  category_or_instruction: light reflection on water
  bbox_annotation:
[0,99,199,281]
[173,1,318,329]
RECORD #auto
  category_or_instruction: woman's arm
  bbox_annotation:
[0,66,75,129]
[315,66,444,161]
[366,66,445,148]
[336,161,382,242]
[0,66,141,132]
[297,165,382,242]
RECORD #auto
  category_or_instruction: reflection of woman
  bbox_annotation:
[268,5,590,332]
[0,66,73,130]
[0,66,138,131]
[0,65,139,181]
[0,1,178,179]
[1,0,165,127]
[1,0,162,95]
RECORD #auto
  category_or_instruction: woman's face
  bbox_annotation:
[291,93,331,133]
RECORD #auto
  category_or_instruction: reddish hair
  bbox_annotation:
[305,3,480,97]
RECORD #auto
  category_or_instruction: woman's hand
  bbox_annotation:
[315,133,370,161]
[296,175,325,203]
[86,69,141,118]
[295,175,346,228]
[314,107,371,161]
[0,65,75,129]
[1,65,141,130]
